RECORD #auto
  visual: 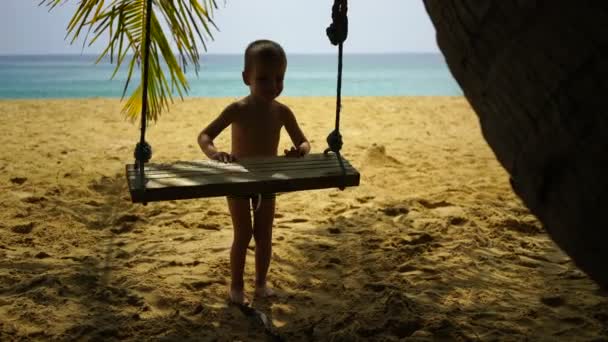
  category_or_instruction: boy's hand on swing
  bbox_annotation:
[212,152,236,163]
[284,146,305,158]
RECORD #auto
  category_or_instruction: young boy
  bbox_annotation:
[197,40,311,305]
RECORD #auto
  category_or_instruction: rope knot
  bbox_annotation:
[325,129,343,154]
[324,129,346,191]
[326,0,348,45]
[134,141,152,163]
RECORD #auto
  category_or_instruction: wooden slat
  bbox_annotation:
[126,166,357,183]
[127,155,352,173]
[127,166,358,189]
[126,159,355,178]
[125,153,360,203]
[131,153,341,171]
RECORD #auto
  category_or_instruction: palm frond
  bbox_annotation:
[40,0,219,122]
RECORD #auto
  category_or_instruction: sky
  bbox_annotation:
[1,0,439,55]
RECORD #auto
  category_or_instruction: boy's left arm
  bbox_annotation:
[282,107,310,157]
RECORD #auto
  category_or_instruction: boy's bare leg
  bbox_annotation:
[253,196,276,297]
[227,197,253,304]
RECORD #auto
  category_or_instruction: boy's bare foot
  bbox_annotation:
[229,288,249,305]
[254,286,276,298]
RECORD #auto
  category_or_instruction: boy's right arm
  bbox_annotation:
[198,103,238,162]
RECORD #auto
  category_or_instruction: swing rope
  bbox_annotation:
[324,0,348,190]
[133,0,154,201]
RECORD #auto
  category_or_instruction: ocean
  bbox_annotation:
[0,53,462,99]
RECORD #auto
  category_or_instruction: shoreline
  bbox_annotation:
[0,94,466,101]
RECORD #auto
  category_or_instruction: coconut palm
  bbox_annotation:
[424,1,608,288]
[40,0,219,122]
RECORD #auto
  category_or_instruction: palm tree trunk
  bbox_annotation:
[423,1,608,288]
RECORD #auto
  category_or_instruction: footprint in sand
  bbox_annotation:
[332,207,348,215]
[146,208,163,216]
[21,195,47,204]
[13,212,28,218]
[84,200,103,207]
[327,257,342,265]
[114,214,141,225]
[197,223,221,231]
[500,218,543,235]
[111,224,135,234]
[34,251,51,259]
[363,282,397,293]
[355,195,375,204]
[540,295,566,307]
[11,222,35,234]
[327,227,341,234]
[417,199,452,209]
[381,206,409,217]
[397,264,418,273]
[45,187,61,196]
[10,177,27,185]
[401,233,434,245]
[111,214,143,234]
[315,243,334,251]
[161,219,189,228]
[113,249,130,259]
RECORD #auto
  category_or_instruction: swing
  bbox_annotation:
[125,0,358,204]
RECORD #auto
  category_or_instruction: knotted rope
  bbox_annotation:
[133,0,154,204]
[324,0,348,190]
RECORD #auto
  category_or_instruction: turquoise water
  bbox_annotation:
[0,53,462,98]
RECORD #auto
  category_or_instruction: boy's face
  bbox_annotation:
[243,59,286,103]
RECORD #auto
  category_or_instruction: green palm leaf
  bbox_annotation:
[39,0,219,122]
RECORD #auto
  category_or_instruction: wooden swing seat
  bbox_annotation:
[125,153,360,203]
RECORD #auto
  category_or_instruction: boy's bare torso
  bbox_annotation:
[230,98,284,159]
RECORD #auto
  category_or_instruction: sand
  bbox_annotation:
[1,96,607,341]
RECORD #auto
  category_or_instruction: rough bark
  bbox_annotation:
[423,0,608,288]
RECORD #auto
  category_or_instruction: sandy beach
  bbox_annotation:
[1,96,607,341]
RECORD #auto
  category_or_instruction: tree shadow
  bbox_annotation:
[5,171,606,340]
[263,196,608,340]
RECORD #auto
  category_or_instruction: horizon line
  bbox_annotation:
[0,51,442,57]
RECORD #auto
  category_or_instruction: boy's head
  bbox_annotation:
[243,40,287,72]
[242,40,287,102]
